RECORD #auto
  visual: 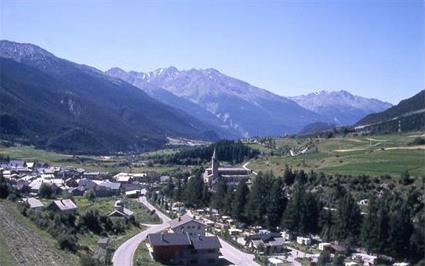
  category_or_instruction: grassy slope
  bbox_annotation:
[133,240,164,266]
[0,235,18,266]
[0,200,79,266]
[248,132,425,178]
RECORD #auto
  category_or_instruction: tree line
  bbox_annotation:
[149,140,260,165]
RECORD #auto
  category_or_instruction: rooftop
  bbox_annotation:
[148,233,191,247]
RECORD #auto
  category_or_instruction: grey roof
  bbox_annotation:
[169,215,206,229]
[148,233,191,247]
[98,181,121,190]
[51,199,78,211]
[248,232,284,246]
[98,238,109,245]
[190,235,221,250]
[108,207,134,218]
[24,197,44,209]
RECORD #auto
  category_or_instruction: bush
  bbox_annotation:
[57,233,78,252]
[39,183,53,198]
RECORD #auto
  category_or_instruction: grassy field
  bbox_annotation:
[0,144,180,173]
[248,132,425,178]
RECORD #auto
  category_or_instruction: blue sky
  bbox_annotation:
[1,0,423,104]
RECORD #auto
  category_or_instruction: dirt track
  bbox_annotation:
[0,202,70,266]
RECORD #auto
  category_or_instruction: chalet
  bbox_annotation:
[23,197,44,210]
[189,235,222,264]
[246,232,285,254]
[169,215,206,236]
[147,232,221,265]
[47,199,78,214]
[147,233,192,264]
[113,173,133,183]
[297,236,312,246]
[203,148,250,189]
[108,200,134,220]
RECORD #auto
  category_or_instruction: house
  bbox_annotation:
[114,173,133,183]
[393,263,409,266]
[121,182,142,192]
[203,148,250,189]
[92,237,110,264]
[352,253,377,266]
[125,190,140,198]
[97,237,110,249]
[345,262,359,266]
[108,200,134,220]
[47,199,78,214]
[147,232,221,265]
[246,232,285,254]
[95,180,121,197]
[319,242,332,251]
[296,237,312,246]
[147,233,192,264]
[169,215,206,236]
[189,235,222,264]
[281,230,293,241]
[23,197,44,210]
[268,258,284,266]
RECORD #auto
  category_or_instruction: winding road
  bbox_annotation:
[112,196,259,266]
[112,197,170,266]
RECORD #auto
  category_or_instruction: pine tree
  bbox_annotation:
[388,200,413,258]
[184,175,203,207]
[334,193,362,241]
[266,178,287,229]
[232,181,249,222]
[211,178,228,211]
[301,192,320,234]
[282,184,304,233]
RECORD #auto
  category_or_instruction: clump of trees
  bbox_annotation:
[150,140,260,165]
[157,167,424,263]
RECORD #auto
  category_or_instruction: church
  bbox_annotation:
[203,148,251,189]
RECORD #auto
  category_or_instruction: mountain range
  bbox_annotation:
[290,90,392,126]
[0,40,404,153]
[0,40,219,154]
[107,67,324,137]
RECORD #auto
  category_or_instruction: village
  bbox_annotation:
[0,153,414,266]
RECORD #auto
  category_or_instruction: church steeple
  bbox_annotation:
[211,147,219,179]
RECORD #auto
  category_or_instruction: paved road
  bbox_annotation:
[113,197,259,266]
[112,196,170,266]
[217,237,259,266]
[243,161,257,175]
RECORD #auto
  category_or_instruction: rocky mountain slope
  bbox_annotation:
[0,40,219,154]
[355,90,425,133]
[107,67,325,137]
[291,90,392,126]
